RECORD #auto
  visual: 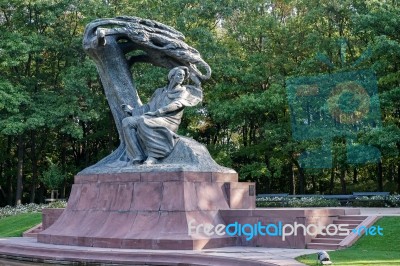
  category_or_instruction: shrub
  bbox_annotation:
[351,196,387,207]
[256,196,340,207]
[40,163,65,190]
[256,196,287,207]
[0,203,45,219]
[351,194,400,207]
[46,200,67,209]
[0,201,67,219]
[387,195,400,207]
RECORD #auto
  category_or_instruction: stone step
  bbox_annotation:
[332,224,360,229]
[333,220,363,225]
[307,215,371,250]
[23,223,43,238]
[311,238,342,244]
[338,215,368,220]
[307,242,340,250]
[320,224,358,234]
[316,234,346,239]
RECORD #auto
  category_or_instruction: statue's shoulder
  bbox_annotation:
[184,85,202,102]
[150,87,167,100]
[173,85,202,107]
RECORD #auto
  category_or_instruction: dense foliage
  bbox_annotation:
[0,0,399,206]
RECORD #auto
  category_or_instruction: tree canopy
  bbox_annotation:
[1,0,399,205]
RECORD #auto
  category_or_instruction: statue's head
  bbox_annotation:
[168,66,189,84]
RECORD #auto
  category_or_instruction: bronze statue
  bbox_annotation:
[121,66,202,165]
[80,16,233,174]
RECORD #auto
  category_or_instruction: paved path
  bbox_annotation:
[200,247,319,266]
[358,207,400,216]
[0,237,319,266]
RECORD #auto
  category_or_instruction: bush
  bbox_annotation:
[387,195,400,207]
[0,203,45,219]
[46,200,67,209]
[257,194,400,208]
[0,201,67,219]
[40,163,65,190]
[256,196,287,207]
[351,195,400,207]
[287,197,340,207]
[351,196,386,207]
[256,196,341,207]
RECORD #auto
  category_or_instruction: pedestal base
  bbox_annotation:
[38,171,255,250]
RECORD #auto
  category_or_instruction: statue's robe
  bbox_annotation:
[123,84,202,160]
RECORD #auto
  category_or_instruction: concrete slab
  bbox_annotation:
[0,237,318,266]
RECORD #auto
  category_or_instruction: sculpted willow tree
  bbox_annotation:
[81,16,231,173]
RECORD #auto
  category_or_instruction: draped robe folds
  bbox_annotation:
[122,84,202,160]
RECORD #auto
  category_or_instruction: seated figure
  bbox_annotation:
[121,66,202,165]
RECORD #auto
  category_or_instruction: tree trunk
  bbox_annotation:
[264,175,270,193]
[329,167,335,194]
[298,167,305,194]
[398,163,400,193]
[60,138,67,199]
[30,131,38,203]
[353,167,358,184]
[339,166,346,194]
[311,175,317,193]
[0,156,4,202]
[108,111,115,151]
[289,163,295,195]
[292,159,305,194]
[0,186,6,202]
[388,162,394,182]
[15,135,24,205]
[81,17,211,169]
[242,125,247,147]
[6,136,13,205]
[377,160,383,192]
[264,156,271,193]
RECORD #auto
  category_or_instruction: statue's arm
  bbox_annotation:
[122,103,150,116]
[158,101,184,115]
[131,105,150,116]
[189,72,201,88]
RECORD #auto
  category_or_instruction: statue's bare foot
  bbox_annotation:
[143,156,158,165]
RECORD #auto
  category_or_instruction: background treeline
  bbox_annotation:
[0,0,399,206]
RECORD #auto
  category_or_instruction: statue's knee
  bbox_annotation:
[123,117,140,129]
[122,117,132,128]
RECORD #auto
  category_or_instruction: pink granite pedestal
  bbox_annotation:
[38,171,255,250]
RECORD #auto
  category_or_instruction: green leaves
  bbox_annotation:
[40,161,65,190]
[0,0,400,202]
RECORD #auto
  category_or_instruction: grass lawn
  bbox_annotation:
[0,212,42,237]
[297,216,400,266]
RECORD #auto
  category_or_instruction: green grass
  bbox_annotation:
[0,212,42,237]
[297,216,400,266]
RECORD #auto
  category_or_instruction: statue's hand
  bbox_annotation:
[189,72,201,86]
[122,104,133,113]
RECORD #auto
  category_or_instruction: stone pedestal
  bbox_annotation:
[38,171,255,250]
